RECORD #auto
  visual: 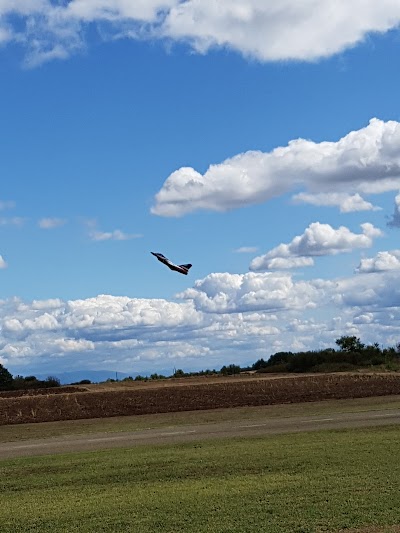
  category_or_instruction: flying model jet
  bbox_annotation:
[151,252,192,275]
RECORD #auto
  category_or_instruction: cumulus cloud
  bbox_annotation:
[177,271,331,313]
[0,255,7,269]
[0,295,202,365]
[387,192,400,228]
[53,338,95,352]
[152,119,400,217]
[164,0,400,61]
[335,271,400,309]
[250,222,382,271]
[38,217,67,229]
[292,192,380,212]
[2,1,400,65]
[356,250,400,273]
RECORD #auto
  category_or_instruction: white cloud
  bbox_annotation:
[356,250,400,273]
[0,0,47,14]
[0,200,15,210]
[63,0,177,22]
[353,313,374,324]
[292,192,380,212]
[38,217,67,229]
[152,119,400,217]
[387,192,400,228]
[31,298,64,310]
[90,229,142,241]
[335,271,400,309]
[84,219,142,241]
[250,222,382,271]
[54,338,95,353]
[251,256,315,271]
[3,312,60,334]
[0,217,25,226]
[2,1,400,64]
[0,255,7,269]
[177,271,330,313]
[163,0,400,61]
[234,246,258,254]
[0,25,12,43]
[0,294,205,372]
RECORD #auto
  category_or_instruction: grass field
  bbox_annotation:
[1,423,400,532]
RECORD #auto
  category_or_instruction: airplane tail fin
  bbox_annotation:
[180,264,192,270]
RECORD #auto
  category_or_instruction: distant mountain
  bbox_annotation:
[37,370,136,385]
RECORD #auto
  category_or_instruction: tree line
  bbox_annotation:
[113,336,400,382]
[251,336,400,374]
[0,366,60,391]
[1,336,399,389]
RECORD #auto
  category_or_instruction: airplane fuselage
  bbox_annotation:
[151,252,192,275]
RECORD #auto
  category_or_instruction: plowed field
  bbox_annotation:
[1,372,400,426]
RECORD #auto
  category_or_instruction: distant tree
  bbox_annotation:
[266,352,294,367]
[150,373,166,380]
[173,369,185,378]
[71,379,91,385]
[43,376,61,388]
[0,364,13,390]
[335,336,365,353]
[220,364,241,376]
[252,358,268,371]
[287,351,325,373]
[200,369,217,376]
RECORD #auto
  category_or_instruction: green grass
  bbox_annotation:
[1,425,400,532]
[2,394,400,444]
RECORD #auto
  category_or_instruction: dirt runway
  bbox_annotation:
[1,407,399,459]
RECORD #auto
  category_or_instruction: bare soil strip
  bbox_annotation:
[1,373,400,426]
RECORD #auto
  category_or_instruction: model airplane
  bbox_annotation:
[151,252,192,275]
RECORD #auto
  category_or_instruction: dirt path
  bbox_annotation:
[1,407,399,459]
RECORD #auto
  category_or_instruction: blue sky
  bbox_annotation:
[1,1,400,378]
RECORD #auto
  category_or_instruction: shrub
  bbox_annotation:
[43,376,61,388]
[0,364,13,390]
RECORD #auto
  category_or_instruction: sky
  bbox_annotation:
[1,1,400,379]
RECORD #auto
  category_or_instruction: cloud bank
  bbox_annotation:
[2,263,400,375]
[152,118,400,217]
[2,1,400,65]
